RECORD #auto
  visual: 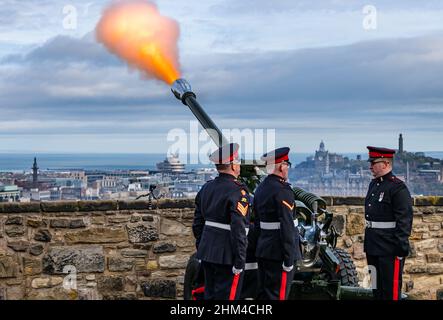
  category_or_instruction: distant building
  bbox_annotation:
[30,189,51,201]
[0,185,20,202]
[156,154,186,174]
[32,157,39,188]
[313,141,344,174]
[399,133,404,153]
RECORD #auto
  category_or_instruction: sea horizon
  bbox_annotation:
[0,151,442,172]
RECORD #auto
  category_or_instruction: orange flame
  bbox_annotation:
[96,0,181,84]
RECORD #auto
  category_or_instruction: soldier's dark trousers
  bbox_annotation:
[366,255,405,300]
[256,258,295,300]
[201,261,244,300]
[240,267,259,299]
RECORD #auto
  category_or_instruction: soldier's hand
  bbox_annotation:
[282,263,293,272]
[232,266,243,275]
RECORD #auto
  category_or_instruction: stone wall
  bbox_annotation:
[0,197,442,300]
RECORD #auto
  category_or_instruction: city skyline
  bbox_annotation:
[1,1,443,153]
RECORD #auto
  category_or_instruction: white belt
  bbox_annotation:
[205,221,250,235]
[365,220,396,229]
[260,219,299,230]
[245,262,258,270]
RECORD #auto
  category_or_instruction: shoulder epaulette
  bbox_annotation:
[389,175,404,184]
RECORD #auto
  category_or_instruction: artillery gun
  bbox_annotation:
[171,78,372,300]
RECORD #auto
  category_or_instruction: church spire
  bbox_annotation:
[32,157,39,189]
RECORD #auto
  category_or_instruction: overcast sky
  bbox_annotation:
[1,0,443,155]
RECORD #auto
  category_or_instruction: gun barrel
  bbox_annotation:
[171,78,228,147]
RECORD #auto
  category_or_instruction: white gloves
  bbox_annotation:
[232,266,243,275]
[282,263,294,272]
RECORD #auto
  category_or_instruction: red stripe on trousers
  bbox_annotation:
[229,274,240,300]
[279,271,287,300]
[191,286,205,300]
[393,257,400,300]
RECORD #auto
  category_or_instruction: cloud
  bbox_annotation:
[1,28,443,152]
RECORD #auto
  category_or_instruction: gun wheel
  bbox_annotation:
[183,253,203,300]
[332,248,359,287]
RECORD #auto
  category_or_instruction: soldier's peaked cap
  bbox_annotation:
[367,146,395,162]
[209,143,240,164]
[261,147,291,164]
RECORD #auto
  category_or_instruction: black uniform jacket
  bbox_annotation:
[364,171,413,257]
[254,174,301,266]
[192,173,250,269]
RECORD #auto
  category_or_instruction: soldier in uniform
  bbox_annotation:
[192,143,251,300]
[364,146,413,300]
[254,147,302,300]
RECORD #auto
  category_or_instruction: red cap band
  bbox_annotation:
[272,154,289,164]
[369,151,394,158]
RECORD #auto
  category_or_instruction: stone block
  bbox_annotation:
[141,279,176,298]
[0,256,18,278]
[0,203,40,213]
[117,201,151,210]
[78,200,118,212]
[5,216,23,225]
[158,255,189,269]
[415,197,443,206]
[29,244,44,256]
[405,264,428,274]
[50,219,85,229]
[108,257,134,272]
[153,242,177,254]
[23,257,42,275]
[27,218,46,228]
[42,246,105,274]
[346,213,365,236]
[413,225,429,233]
[34,229,52,242]
[121,249,148,258]
[108,216,131,224]
[90,216,105,225]
[5,225,25,237]
[41,201,78,212]
[27,288,76,300]
[160,218,190,236]
[415,239,437,251]
[4,286,24,300]
[7,240,29,252]
[352,243,366,260]
[147,260,158,270]
[428,264,443,274]
[331,215,345,235]
[31,277,63,289]
[157,199,194,209]
[130,215,141,223]
[126,223,159,243]
[98,276,124,292]
[422,215,443,223]
[65,227,127,244]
